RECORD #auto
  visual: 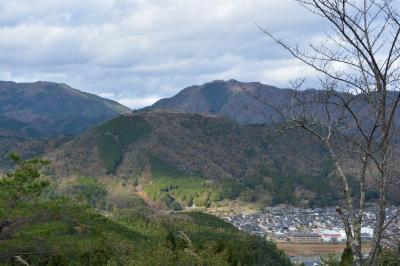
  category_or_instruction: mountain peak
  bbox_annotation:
[148,80,287,124]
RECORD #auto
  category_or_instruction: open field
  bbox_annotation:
[277,242,372,257]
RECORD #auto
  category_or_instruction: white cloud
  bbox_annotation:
[98,92,115,99]
[0,0,332,105]
[118,96,161,109]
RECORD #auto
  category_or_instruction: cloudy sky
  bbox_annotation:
[0,0,329,108]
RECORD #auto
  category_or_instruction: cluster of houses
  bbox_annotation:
[224,206,399,244]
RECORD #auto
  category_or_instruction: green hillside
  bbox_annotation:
[0,156,291,266]
[96,115,152,173]
[46,111,364,209]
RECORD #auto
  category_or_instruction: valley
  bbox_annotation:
[1,80,399,265]
[3,0,400,264]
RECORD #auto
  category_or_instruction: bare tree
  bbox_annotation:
[254,0,400,265]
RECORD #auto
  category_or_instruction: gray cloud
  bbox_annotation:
[0,0,330,108]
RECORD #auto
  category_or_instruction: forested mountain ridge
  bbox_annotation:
[2,80,398,207]
[1,80,397,265]
[45,111,366,209]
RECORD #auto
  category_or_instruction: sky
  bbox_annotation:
[0,0,329,108]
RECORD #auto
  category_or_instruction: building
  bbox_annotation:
[289,232,321,243]
[321,233,342,242]
[320,229,346,242]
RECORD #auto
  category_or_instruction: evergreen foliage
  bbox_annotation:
[96,115,151,173]
[0,156,292,266]
[377,248,400,266]
[145,156,246,208]
[62,176,108,209]
[339,244,354,266]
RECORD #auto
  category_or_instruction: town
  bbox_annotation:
[223,206,399,265]
[224,206,400,246]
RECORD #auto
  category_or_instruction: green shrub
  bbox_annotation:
[378,249,400,266]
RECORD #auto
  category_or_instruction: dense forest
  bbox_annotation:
[45,112,400,211]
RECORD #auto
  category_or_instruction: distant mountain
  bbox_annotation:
[4,80,398,207]
[147,79,295,124]
[0,81,130,170]
[46,111,359,208]
[148,79,400,129]
[0,81,130,138]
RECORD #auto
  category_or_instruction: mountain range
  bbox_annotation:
[2,79,397,208]
[148,79,297,124]
[0,79,297,266]
[45,110,345,208]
